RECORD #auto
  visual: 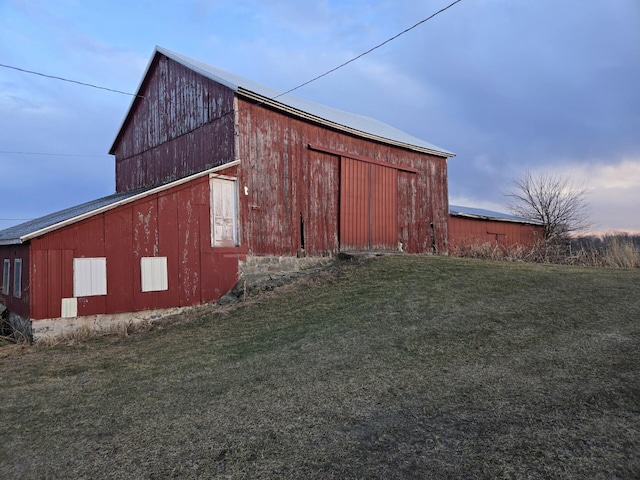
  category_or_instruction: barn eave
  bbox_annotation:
[237,88,454,158]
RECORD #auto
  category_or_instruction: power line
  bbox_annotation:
[2,0,461,104]
[0,150,109,158]
[221,0,464,121]
[1,0,462,160]
[273,0,464,100]
[124,0,464,160]
[203,0,464,131]
[0,63,143,97]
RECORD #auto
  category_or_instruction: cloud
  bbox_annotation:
[541,158,640,233]
[1,0,639,236]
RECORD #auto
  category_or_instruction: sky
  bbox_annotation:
[1,0,639,233]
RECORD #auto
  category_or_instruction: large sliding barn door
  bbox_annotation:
[340,157,398,251]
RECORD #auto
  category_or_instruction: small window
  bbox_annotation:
[210,177,238,247]
[2,259,9,295]
[13,259,22,298]
[141,257,168,292]
[73,258,107,297]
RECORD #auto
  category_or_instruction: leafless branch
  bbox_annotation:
[505,171,592,241]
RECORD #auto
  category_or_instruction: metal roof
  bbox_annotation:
[449,205,543,225]
[110,46,454,158]
[0,189,150,245]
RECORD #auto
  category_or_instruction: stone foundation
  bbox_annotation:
[239,254,334,276]
[31,307,189,343]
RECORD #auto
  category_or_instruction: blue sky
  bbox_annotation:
[1,0,639,233]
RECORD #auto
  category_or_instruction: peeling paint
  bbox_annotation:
[113,55,235,193]
[237,98,449,255]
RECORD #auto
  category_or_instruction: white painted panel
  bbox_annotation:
[74,258,91,297]
[61,298,78,318]
[91,258,107,295]
[141,257,168,292]
[74,258,107,297]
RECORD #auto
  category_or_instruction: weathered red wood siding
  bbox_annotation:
[112,54,236,193]
[0,244,30,319]
[448,216,544,253]
[28,170,243,320]
[236,98,449,255]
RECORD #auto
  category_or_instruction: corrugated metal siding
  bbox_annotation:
[237,98,449,255]
[28,173,243,320]
[339,158,398,251]
[340,157,370,250]
[371,163,398,250]
[0,244,30,319]
[105,208,135,313]
[448,216,544,253]
[113,55,236,192]
[157,191,181,309]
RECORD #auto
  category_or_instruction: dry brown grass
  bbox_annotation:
[1,255,638,479]
[454,235,640,268]
[450,241,536,262]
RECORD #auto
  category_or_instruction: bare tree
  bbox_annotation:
[506,171,592,241]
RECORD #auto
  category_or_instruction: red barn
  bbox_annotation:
[0,46,454,340]
[448,205,544,254]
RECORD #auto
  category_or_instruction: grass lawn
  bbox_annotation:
[1,255,638,479]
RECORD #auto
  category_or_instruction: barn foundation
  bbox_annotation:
[30,306,191,343]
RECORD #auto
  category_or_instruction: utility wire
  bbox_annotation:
[126,0,464,160]
[2,0,462,104]
[273,0,464,100]
[0,63,143,97]
[0,150,109,158]
[209,0,463,126]
[1,0,462,159]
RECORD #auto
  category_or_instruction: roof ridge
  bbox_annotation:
[145,47,454,157]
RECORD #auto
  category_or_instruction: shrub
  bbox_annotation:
[452,234,640,268]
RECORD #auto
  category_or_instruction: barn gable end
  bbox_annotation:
[110,54,237,192]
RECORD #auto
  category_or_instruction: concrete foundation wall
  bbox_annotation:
[31,307,188,343]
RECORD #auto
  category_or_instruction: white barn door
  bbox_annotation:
[210,177,238,247]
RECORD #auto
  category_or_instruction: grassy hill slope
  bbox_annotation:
[1,256,639,479]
